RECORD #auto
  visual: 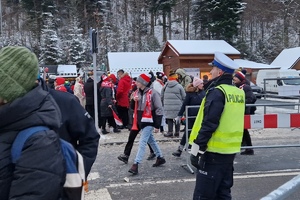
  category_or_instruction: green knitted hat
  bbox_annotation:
[0,46,38,102]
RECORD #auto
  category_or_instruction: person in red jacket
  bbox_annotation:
[55,77,67,92]
[116,69,132,129]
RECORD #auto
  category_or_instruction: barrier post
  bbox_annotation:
[181,105,199,174]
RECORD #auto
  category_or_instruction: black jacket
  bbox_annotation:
[195,74,234,151]
[84,78,95,106]
[40,79,100,177]
[99,85,114,117]
[0,86,65,200]
[178,84,205,117]
[235,80,256,115]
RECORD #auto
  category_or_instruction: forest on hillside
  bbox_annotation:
[0,0,299,68]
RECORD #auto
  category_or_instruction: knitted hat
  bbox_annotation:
[56,77,65,85]
[192,77,203,87]
[0,46,38,102]
[156,72,164,80]
[108,73,117,84]
[136,73,150,86]
[234,71,245,82]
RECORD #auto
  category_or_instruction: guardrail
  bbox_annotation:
[181,103,300,199]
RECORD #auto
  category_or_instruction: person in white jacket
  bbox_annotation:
[152,72,167,134]
[74,76,86,107]
[152,72,165,95]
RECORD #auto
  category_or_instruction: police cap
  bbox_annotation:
[209,52,239,74]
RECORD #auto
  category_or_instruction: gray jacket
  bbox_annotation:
[132,87,164,129]
[161,80,186,119]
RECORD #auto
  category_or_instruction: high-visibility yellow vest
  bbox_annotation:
[189,84,245,154]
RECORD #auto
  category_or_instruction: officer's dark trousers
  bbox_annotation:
[124,129,154,157]
[193,152,235,200]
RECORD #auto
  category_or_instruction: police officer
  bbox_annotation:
[189,52,245,200]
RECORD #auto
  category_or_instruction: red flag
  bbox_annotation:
[110,107,123,126]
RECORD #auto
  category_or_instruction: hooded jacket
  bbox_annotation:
[176,68,192,90]
[116,73,131,107]
[161,80,186,119]
[0,86,65,200]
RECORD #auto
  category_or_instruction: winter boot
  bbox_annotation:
[163,132,173,137]
[172,145,183,157]
[128,163,138,175]
[113,128,121,133]
[174,132,180,137]
[117,154,129,164]
[240,149,254,155]
[102,129,109,135]
[152,156,166,167]
[146,152,156,160]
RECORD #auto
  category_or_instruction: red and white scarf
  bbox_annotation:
[134,89,153,123]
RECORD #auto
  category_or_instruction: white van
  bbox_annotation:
[256,69,300,95]
[57,65,78,78]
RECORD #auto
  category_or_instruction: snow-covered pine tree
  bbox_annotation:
[193,0,246,43]
[67,17,86,68]
[40,12,63,65]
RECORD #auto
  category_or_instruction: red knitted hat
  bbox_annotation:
[137,73,150,86]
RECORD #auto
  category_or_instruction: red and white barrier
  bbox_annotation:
[244,114,300,129]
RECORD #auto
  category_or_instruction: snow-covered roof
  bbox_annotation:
[271,47,300,70]
[107,52,163,78]
[167,40,240,55]
[234,59,281,69]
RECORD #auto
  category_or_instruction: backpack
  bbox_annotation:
[11,126,86,200]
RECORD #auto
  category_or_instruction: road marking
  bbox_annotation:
[105,169,300,188]
[85,188,112,200]
[87,172,100,181]
[234,172,300,179]
[85,170,300,199]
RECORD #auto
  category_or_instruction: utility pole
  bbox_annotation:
[90,28,99,132]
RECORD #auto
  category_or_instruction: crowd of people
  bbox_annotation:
[0,45,257,199]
